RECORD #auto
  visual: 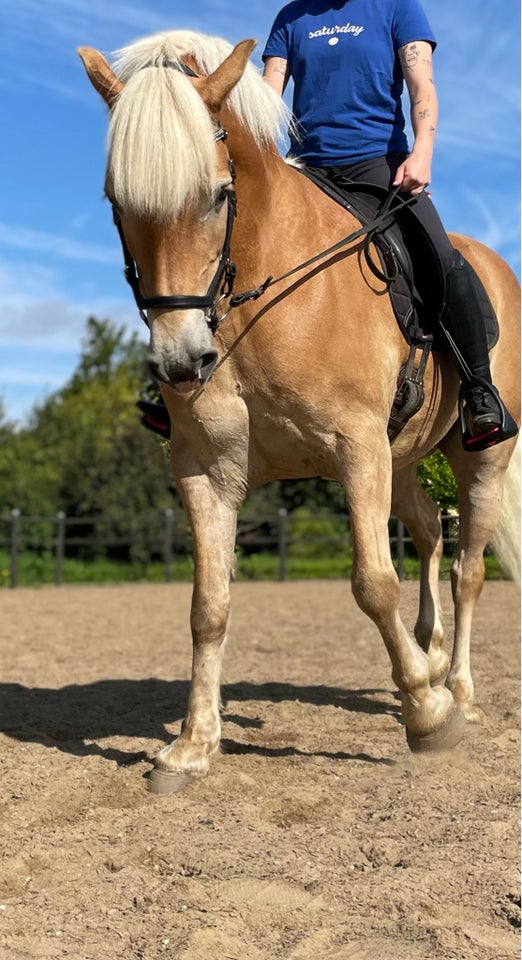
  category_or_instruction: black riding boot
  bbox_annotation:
[443,250,518,451]
[136,397,171,439]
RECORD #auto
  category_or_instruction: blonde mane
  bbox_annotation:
[107,30,291,221]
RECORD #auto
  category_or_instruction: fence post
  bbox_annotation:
[9,509,20,589]
[55,511,66,586]
[164,509,174,582]
[396,518,405,582]
[278,508,288,582]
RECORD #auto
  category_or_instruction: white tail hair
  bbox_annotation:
[489,437,521,582]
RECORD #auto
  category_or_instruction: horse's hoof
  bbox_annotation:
[406,705,466,753]
[147,768,193,795]
[462,704,485,724]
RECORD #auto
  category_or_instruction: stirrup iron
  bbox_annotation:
[458,377,518,452]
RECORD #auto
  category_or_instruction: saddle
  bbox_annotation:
[300,167,499,441]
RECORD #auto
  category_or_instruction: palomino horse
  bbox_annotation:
[78,31,520,794]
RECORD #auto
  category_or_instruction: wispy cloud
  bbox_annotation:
[0,367,68,388]
[0,293,140,349]
[0,224,119,265]
[0,291,142,423]
[0,260,140,347]
[0,254,135,421]
[2,0,168,44]
[0,0,280,76]
[428,1,519,159]
[461,189,521,274]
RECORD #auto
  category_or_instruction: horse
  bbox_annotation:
[78,31,520,794]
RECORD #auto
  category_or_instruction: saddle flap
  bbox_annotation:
[299,166,446,342]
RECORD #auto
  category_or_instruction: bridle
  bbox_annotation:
[112,126,238,335]
[111,60,419,337]
[110,59,239,334]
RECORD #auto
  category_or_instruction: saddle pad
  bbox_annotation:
[299,167,499,351]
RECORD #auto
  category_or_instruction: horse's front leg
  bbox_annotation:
[344,432,464,752]
[149,473,238,794]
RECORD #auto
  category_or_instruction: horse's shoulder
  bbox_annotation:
[283,160,357,219]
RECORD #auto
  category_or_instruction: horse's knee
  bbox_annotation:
[191,589,230,642]
[352,564,399,624]
[450,556,485,604]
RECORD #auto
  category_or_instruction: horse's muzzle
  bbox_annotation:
[148,349,218,390]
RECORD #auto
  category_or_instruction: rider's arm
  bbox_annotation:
[395,40,438,195]
[262,56,290,96]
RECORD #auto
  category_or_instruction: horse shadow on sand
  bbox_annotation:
[0,677,401,769]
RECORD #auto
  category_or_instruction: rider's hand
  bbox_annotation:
[393,155,431,196]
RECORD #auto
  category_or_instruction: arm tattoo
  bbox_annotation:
[400,42,419,70]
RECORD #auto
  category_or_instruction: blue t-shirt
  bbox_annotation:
[263,0,436,165]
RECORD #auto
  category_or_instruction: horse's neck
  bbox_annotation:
[223,111,327,282]
[223,108,281,192]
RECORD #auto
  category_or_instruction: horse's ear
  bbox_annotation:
[200,39,257,113]
[77,47,124,109]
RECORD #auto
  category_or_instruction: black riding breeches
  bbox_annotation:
[312,153,455,275]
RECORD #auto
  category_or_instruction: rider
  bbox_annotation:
[262,0,518,449]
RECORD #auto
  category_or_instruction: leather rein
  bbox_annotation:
[111,62,417,334]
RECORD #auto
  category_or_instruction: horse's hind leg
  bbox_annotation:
[391,465,449,682]
[344,432,464,752]
[149,472,238,794]
[439,428,516,721]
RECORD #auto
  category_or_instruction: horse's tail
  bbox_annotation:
[489,437,521,581]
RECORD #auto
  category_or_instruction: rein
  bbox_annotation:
[115,178,416,332]
[228,185,416,310]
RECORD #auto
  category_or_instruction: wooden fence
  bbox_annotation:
[0,508,458,588]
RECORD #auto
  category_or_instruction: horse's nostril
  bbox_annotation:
[148,359,164,382]
[200,351,218,379]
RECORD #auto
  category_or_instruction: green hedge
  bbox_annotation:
[0,548,505,587]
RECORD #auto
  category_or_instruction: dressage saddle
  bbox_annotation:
[300,167,499,442]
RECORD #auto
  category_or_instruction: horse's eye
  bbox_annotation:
[201,185,231,221]
[214,187,228,208]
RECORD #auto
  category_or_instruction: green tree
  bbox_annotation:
[71,316,145,387]
[0,318,460,571]
[417,452,458,514]
[0,317,174,560]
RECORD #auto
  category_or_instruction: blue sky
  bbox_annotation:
[0,0,519,425]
